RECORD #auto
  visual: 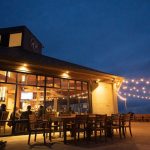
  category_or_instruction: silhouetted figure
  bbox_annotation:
[37,105,44,118]
[20,105,33,131]
[0,104,6,119]
[0,104,7,147]
[21,105,33,119]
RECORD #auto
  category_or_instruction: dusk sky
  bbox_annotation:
[0,0,150,113]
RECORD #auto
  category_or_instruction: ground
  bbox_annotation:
[1,122,150,150]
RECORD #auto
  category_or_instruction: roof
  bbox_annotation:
[0,47,123,82]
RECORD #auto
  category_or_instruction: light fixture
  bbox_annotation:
[18,63,29,72]
[96,79,101,84]
[61,71,70,78]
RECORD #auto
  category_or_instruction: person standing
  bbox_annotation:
[0,104,7,148]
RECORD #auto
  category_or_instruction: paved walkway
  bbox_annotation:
[1,122,150,150]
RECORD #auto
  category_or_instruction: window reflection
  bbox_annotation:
[7,71,17,83]
[54,78,60,88]
[37,76,45,86]
[0,70,6,82]
[61,79,68,89]
[69,80,75,89]
[46,77,53,87]
[76,81,82,90]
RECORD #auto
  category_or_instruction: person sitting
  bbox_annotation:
[20,105,33,131]
[67,106,74,114]
[20,105,33,120]
[37,105,44,119]
[7,107,21,127]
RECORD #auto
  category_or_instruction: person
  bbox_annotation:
[7,107,21,127]
[67,106,74,114]
[0,104,6,119]
[20,105,33,119]
[0,104,7,147]
[37,105,44,119]
[20,105,33,131]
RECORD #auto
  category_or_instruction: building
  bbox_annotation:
[0,26,123,136]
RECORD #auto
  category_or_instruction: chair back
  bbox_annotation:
[28,114,37,130]
[75,115,88,129]
[122,114,132,126]
[95,114,107,127]
[111,114,121,125]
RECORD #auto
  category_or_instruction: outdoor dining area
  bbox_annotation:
[26,112,132,145]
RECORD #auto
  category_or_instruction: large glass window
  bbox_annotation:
[58,90,68,113]
[76,90,89,114]
[0,69,90,135]
[0,83,16,136]
[69,90,78,114]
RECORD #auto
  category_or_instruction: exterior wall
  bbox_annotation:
[92,82,118,115]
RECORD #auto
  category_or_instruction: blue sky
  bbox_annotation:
[0,0,150,113]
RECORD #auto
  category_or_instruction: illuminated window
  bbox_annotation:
[83,82,88,91]
[69,80,75,90]
[7,71,17,83]
[9,33,22,47]
[61,79,68,89]
[54,78,60,88]
[46,77,53,87]
[37,76,45,86]
[76,81,82,90]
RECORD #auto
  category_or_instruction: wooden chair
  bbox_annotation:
[0,111,9,134]
[28,114,50,144]
[94,114,107,142]
[73,115,88,143]
[111,114,123,139]
[122,114,132,137]
[44,113,63,141]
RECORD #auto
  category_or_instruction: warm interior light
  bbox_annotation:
[23,63,27,67]
[96,79,101,84]
[61,71,70,78]
[22,75,26,82]
[7,72,11,77]
[9,32,22,47]
[0,87,6,101]
[18,64,29,72]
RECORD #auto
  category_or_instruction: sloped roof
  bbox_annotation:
[0,47,123,81]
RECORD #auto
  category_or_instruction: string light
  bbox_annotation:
[119,78,150,101]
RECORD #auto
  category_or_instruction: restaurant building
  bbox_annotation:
[0,26,123,136]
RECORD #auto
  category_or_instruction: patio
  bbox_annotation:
[1,122,150,150]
